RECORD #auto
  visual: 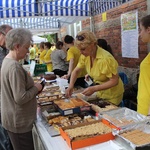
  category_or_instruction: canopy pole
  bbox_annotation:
[57,20,62,41]
[89,0,95,32]
[90,17,95,32]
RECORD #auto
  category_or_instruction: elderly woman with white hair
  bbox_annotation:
[1,28,43,150]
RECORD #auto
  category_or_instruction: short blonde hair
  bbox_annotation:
[75,30,97,49]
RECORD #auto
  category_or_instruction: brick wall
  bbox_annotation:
[60,27,67,39]
[82,0,148,68]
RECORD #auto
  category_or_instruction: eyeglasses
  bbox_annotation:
[0,31,6,36]
[76,35,85,41]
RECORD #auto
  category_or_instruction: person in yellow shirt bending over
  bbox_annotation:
[39,42,46,64]
[65,31,124,106]
[44,42,53,72]
[137,15,150,116]
[62,35,87,88]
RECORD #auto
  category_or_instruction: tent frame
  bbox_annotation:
[0,0,131,33]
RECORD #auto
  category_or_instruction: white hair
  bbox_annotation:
[6,28,33,50]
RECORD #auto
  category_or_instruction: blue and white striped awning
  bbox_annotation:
[0,16,59,29]
[39,0,89,17]
[91,0,132,16]
[0,0,132,32]
[0,15,87,32]
[0,0,38,18]
[0,0,89,19]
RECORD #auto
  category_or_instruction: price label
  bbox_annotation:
[64,109,73,115]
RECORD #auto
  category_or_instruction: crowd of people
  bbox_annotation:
[0,14,150,150]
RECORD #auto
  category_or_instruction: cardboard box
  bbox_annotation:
[54,98,91,116]
[102,118,120,130]
[59,120,115,149]
[39,104,60,121]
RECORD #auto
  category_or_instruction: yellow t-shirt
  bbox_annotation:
[137,53,150,116]
[67,46,86,78]
[51,46,56,51]
[77,46,124,105]
[29,47,36,60]
[44,49,53,72]
[39,50,46,64]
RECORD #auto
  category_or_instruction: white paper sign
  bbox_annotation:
[121,11,139,58]
[30,60,36,76]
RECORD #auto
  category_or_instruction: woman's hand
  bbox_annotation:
[65,87,73,98]
[61,74,69,79]
[85,74,89,81]
[82,86,96,96]
[35,83,43,92]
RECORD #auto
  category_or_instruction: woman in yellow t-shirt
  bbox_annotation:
[65,31,124,106]
[44,42,53,72]
[137,15,150,116]
[61,35,87,88]
[39,42,46,64]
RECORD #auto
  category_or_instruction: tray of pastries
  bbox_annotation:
[89,99,118,113]
[54,98,90,109]
[37,96,60,105]
[48,112,95,130]
[116,120,150,149]
[42,85,60,92]
[101,107,147,129]
[45,112,95,137]
[40,104,61,120]
[53,98,91,115]
[38,90,63,98]
[59,119,114,149]
[64,121,112,141]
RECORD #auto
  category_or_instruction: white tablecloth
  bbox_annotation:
[33,117,134,150]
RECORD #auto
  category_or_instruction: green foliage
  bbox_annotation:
[41,34,57,44]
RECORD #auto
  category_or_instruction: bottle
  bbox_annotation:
[95,112,99,120]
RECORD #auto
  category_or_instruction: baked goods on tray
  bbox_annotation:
[120,129,150,145]
[48,113,95,130]
[38,91,62,97]
[41,74,56,80]
[54,98,90,110]
[91,104,117,113]
[65,122,112,141]
[38,96,58,103]
[103,114,134,127]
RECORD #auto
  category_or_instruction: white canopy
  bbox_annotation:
[32,35,47,43]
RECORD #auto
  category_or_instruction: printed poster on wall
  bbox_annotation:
[121,11,139,58]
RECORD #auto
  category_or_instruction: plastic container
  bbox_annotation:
[56,78,69,93]
[34,64,47,76]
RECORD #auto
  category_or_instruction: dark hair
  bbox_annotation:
[56,41,63,49]
[97,39,107,50]
[44,42,52,49]
[64,35,74,44]
[97,39,113,55]
[40,42,45,49]
[140,15,150,29]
